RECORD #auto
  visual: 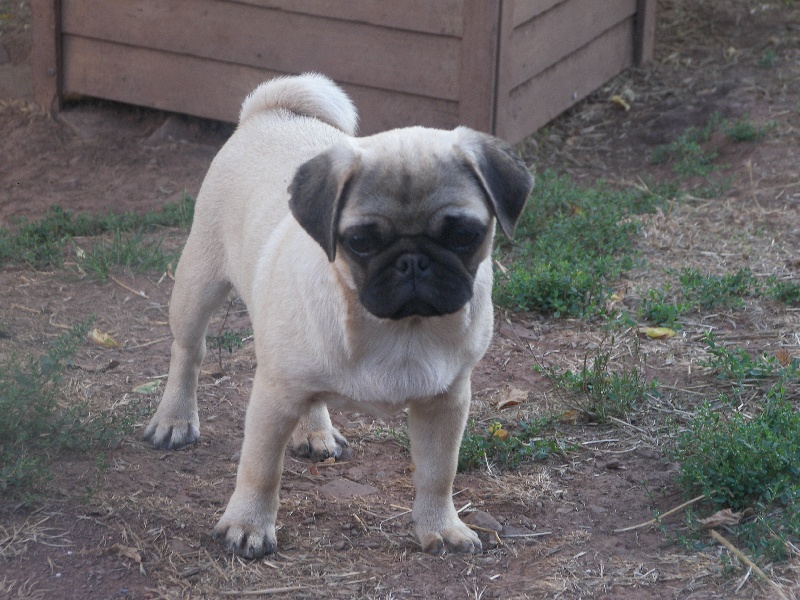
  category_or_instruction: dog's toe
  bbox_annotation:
[143,419,199,450]
[213,521,277,559]
[292,427,348,462]
[415,521,483,555]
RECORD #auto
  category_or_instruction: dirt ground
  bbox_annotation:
[1,1,799,598]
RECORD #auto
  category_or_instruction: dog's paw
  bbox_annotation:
[414,520,483,555]
[291,427,348,462]
[143,413,199,450]
[212,506,277,558]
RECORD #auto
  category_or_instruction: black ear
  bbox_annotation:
[288,144,360,261]
[456,128,534,238]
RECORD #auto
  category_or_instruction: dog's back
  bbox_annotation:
[188,73,357,306]
[238,73,358,136]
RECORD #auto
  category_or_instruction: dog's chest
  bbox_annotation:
[323,322,478,415]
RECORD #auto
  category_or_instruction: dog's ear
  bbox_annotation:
[456,128,534,238]
[289,144,360,261]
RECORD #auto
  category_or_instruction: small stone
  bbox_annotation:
[319,478,377,500]
[462,510,503,533]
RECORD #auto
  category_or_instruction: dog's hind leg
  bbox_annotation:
[289,401,348,461]
[144,232,230,450]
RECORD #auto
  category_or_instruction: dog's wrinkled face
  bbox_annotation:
[338,165,493,319]
[289,127,533,320]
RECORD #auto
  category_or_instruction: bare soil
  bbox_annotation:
[1,1,799,598]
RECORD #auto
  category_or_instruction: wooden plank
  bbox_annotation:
[458,0,501,133]
[232,0,465,36]
[29,0,62,112]
[511,0,567,28]
[635,0,657,65]
[509,0,637,89]
[61,0,461,101]
[497,18,635,143]
[60,36,459,134]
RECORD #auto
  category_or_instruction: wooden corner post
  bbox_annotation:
[30,0,63,112]
[635,0,656,66]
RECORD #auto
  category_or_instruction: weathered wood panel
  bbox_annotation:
[61,0,461,101]
[61,36,459,134]
[232,0,464,36]
[33,0,656,143]
[511,0,566,28]
[458,0,501,132]
[509,0,637,89]
[497,18,635,143]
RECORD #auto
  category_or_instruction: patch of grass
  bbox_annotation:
[723,117,775,143]
[767,279,800,305]
[538,339,657,424]
[673,387,800,561]
[0,320,142,502]
[760,48,777,68]
[0,193,195,268]
[689,176,734,200]
[74,229,177,281]
[206,328,253,355]
[651,114,721,177]
[639,268,791,327]
[700,331,798,390]
[493,171,671,317]
[458,417,565,473]
[205,298,253,373]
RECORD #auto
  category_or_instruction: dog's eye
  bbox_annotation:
[449,229,479,248]
[443,226,481,251]
[346,233,380,256]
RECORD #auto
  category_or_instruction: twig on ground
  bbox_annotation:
[220,586,308,596]
[614,495,705,533]
[709,529,789,600]
[109,274,149,298]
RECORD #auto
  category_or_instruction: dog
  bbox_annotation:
[144,73,533,557]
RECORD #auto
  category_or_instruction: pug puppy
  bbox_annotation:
[144,73,533,558]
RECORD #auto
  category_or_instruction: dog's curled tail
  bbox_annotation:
[239,73,358,136]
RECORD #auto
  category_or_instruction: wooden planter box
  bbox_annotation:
[31,0,655,143]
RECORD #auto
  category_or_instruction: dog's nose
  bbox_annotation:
[395,253,430,276]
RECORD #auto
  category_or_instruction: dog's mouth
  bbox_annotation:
[359,251,474,320]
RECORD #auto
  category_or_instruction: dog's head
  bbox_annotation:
[289,127,533,320]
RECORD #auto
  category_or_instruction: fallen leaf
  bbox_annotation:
[776,348,792,367]
[698,508,744,530]
[90,328,121,348]
[110,543,143,564]
[560,409,581,425]
[638,326,676,339]
[497,386,528,410]
[492,427,509,441]
[133,380,161,394]
[610,95,631,111]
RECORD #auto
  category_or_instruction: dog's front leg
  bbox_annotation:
[407,376,482,555]
[213,372,303,558]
